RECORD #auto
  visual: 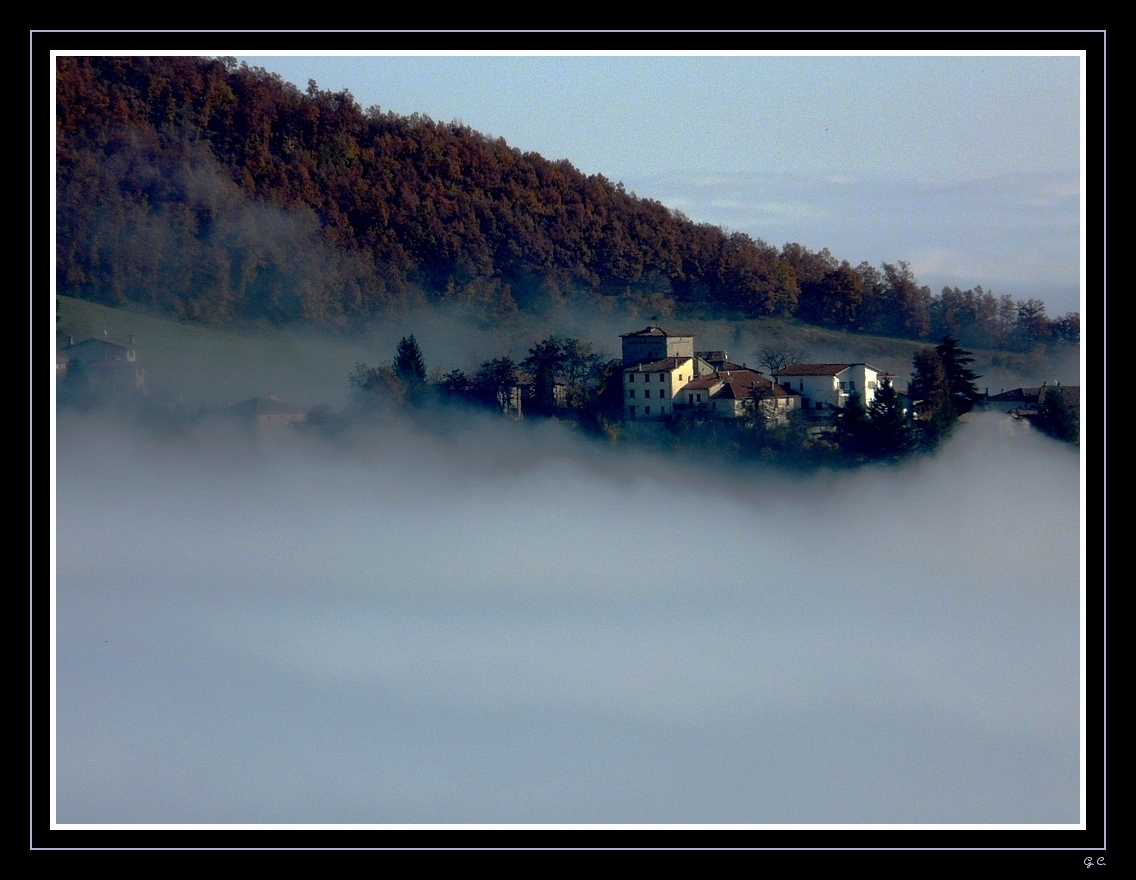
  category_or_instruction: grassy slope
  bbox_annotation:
[55,296,1081,411]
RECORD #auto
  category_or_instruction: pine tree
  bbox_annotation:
[935,334,982,414]
[834,391,872,459]
[393,335,427,385]
[909,347,954,446]
[866,379,915,458]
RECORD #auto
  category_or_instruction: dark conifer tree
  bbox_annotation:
[834,391,872,459]
[1031,387,1078,444]
[393,335,427,384]
[520,337,564,414]
[909,347,956,446]
[935,335,982,414]
[866,379,915,458]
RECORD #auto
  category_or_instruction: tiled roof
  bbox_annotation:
[989,386,1079,406]
[713,372,772,399]
[773,362,886,377]
[773,363,853,376]
[620,325,692,338]
[71,336,136,350]
[751,383,798,399]
[681,375,724,390]
[623,356,692,373]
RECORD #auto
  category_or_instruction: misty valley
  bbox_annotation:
[54,309,1081,823]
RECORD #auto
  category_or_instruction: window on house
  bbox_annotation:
[629,374,635,382]
[645,406,651,415]
[629,390,635,398]
[660,406,666,414]
[629,406,636,419]
[688,394,693,404]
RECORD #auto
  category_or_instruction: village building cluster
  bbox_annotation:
[56,323,1077,443]
[619,325,893,426]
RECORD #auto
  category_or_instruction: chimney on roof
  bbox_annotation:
[103,329,108,336]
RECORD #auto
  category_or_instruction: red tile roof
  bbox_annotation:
[773,363,853,376]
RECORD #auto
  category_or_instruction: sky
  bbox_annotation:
[234,52,1083,315]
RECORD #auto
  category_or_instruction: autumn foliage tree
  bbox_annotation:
[55,56,1070,349]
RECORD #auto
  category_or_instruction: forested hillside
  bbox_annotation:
[56,56,1077,349]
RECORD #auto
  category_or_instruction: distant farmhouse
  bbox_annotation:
[226,393,308,429]
[58,331,147,396]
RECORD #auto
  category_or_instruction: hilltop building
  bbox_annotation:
[772,363,892,413]
[620,325,696,366]
[620,325,801,424]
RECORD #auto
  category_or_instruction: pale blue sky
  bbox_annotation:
[235,54,1080,182]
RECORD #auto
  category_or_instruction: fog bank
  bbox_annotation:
[55,410,1080,824]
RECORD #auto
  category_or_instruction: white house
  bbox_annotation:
[772,363,890,412]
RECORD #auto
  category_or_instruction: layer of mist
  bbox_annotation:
[55,409,1080,824]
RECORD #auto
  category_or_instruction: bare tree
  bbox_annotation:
[754,346,808,374]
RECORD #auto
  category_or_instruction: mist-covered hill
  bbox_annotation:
[56,56,1077,351]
